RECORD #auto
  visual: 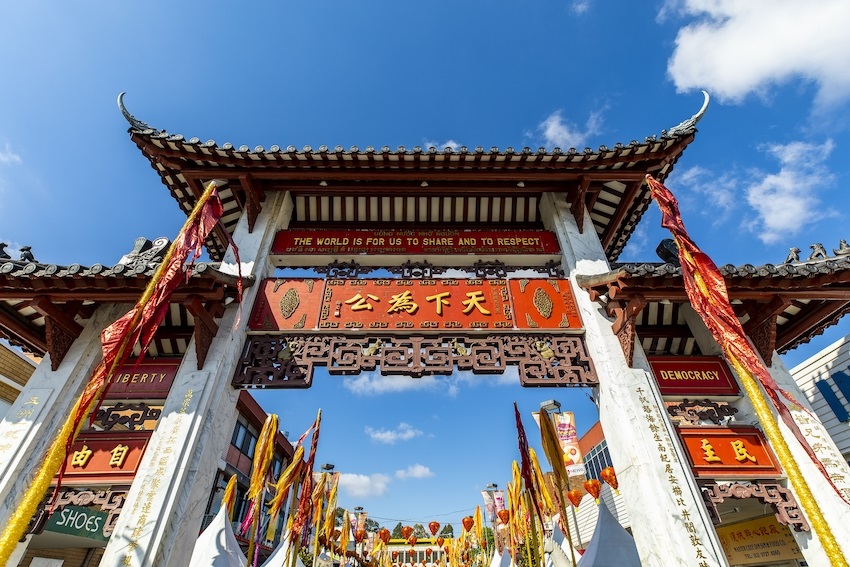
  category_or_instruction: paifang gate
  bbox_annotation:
[232,271,598,388]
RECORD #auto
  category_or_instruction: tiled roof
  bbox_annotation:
[0,241,245,359]
[576,255,850,355]
[119,92,709,262]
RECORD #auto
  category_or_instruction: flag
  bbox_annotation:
[0,180,234,564]
[647,174,849,565]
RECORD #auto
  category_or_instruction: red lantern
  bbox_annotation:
[443,546,450,554]
[392,551,399,560]
[584,479,602,504]
[566,489,584,509]
[497,509,510,524]
[462,516,474,532]
[402,526,414,540]
[409,548,416,557]
[425,548,433,557]
[600,466,619,495]
[408,536,418,546]
[428,521,440,536]
[355,528,366,543]
[379,528,391,544]
[436,537,445,547]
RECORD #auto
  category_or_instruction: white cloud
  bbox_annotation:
[571,1,590,15]
[343,373,439,395]
[365,422,423,444]
[339,473,391,498]
[0,143,21,166]
[538,110,603,150]
[745,139,836,244]
[395,464,434,479]
[424,139,461,150]
[666,1,850,108]
[673,165,738,222]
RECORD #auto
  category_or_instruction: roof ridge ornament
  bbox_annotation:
[117,92,158,133]
[666,90,710,137]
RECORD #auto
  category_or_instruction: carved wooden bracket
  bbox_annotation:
[742,295,790,366]
[606,294,647,366]
[240,174,265,233]
[29,295,84,371]
[571,176,591,233]
[700,481,810,532]
[184,295,224,369]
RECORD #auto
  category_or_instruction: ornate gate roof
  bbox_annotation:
[119,92,709,262]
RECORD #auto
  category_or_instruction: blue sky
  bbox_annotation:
[3,0,850,532]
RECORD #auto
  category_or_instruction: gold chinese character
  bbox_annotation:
[71,445,94,467]
[426,292,451,315]
[700,439,722,463]
[387,291,419,314]
[462,291,490,315]
[345,293,379,311]
[731,440,757,462]
[24,396,39,406]
[110,444,130,467]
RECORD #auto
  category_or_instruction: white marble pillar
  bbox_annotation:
[539,193,727,567]
[100,191,293,567]
[684,303,850,564]
[0,303,125,522]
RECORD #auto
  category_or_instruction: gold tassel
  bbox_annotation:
[248,414,279,501]
[222,474,238,522]
[729,354,849,567]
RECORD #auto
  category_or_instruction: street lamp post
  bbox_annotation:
[483,483,499,558]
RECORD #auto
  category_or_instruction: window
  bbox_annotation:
[583,440,613,481]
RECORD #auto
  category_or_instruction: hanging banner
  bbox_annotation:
[272,228,560,256]
[716,515,803,564]
[535,411,585,477]
[648,356,740,397]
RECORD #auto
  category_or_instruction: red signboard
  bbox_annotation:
[319,279,513,331]
[648,356,740,397]
[272,228,560,256]
[105,359,181,399]
[510,279,582,330]
[59,431,152,482]
[248,278,584,332]
[248,278,325,331]
[678,427,781,478]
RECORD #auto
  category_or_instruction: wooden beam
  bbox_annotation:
[776,300,850,352]
[239,174,264,233]
[571,176,591,233]
[0,303,46,354]
[184,295,221,370]
[600,178,644,250]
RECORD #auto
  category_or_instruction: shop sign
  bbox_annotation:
[249,278,584,332]
[648,356,739,397]
[60,431,151,482]
[44,505,110,542]
[272,228,560,256]
[716,515,803,564]
[678,427,781,478]
[105,358,180,399]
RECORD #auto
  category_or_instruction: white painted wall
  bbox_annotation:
[789,334,850,462]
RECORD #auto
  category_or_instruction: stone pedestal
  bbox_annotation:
[540,193,727,567]
[99,192,292,566]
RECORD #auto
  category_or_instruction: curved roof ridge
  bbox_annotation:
[116,91,710,156]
